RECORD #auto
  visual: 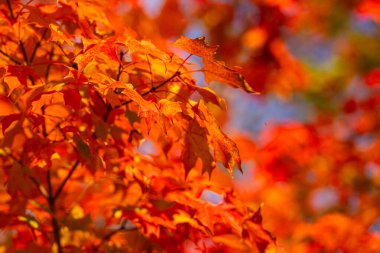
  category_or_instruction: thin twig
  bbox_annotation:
[47,169,53,198]
[95,219,136,252]
[46,169,63,253]
[114,52,124,95]
[0,49,21,65]
[30,28,48,63]
[116,52,124,82]
[114,71,180,110]
[6,0,36,87]
[56,43,70,59]
[7,152,48,198]
[41,105,47,137]
[19,40,29,65]
[15,0,35,20]
[146,54,153,86]
[6,0,15,20]
[45,44,55,82]
[53,160,80,201]
[113,54,192,109]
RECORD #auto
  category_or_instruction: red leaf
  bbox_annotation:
[1,113,21,134]
[63,89,82,110]
[365,69,380,86]
[196,101,242,175]
[181,119,214,176]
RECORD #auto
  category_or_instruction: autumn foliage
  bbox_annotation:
[1,0,380,253]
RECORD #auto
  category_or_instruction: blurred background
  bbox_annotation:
[94,0,380,251]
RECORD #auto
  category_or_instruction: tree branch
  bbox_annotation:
[47,160,80,252]
[47,169,63,253]
[116,52,124,82]
[6,0,35,86]
[41,105,47,138]
[19,40,29,65]
[51,214,63,253]
[45,44,55,82]
[30,28,48,64]
[53,160,80,201]
[0,49,22,65]
[95,219,136,252]
[7,152,48,199]
[114,71,180,110]
[113,53,191,109]
[5,0,28,64]
[6,0,15,20]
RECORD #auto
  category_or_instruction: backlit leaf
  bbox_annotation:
[174,36,254,93]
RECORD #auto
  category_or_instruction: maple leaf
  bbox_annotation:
[0,1,280,252]
[158,99,182,117]
[0,95,16,117]
[195,101,242,175]
[74,39,121,76]
[181,119,215,176]
[48,24,74,46]
[193,86,227,110]
[118,83,158,117]
[174,36,255,93]
[63,88,82,110]
[5,66,39,86]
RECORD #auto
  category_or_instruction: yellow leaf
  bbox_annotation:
[114,210,122,218]
[29,220,39,229]
[71,205,84,219]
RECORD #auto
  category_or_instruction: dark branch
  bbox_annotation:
[55,43,73,65]
[146,54,153,86]
[114,71,180,110]
[0,49,22,65]
[116,52,124,82]
[19,40,29,65]
[51,215,63,253]
[6,0,15,20]
[47,169,63,253]
[30,28,48,64]
[46,169,53,198]
[6,0,36,86]
[7,153,48,199]
[95,219,136,252]
[53,160,80,201]
[45,44,55,82]
[41,105,47,137]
